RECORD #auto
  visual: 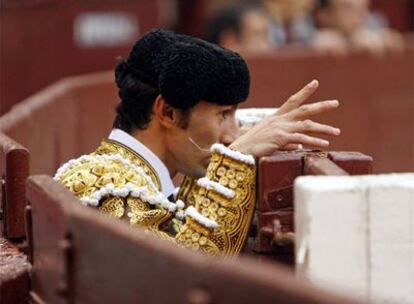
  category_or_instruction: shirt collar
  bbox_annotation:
[108,128,175,197]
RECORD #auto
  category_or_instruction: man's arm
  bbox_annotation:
[173,144,256,257]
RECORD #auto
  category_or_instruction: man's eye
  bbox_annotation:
[221,111,230,119]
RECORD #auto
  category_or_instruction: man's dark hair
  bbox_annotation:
[113,61,160,132]
[113,29,250,134]
[204,4,262,45]
[317,0,331,9]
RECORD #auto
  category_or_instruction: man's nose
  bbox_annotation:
[220,118,240,146]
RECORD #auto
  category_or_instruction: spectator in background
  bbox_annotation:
[262,0,317,47]
[204,4,273,54]
[313,0,404,55]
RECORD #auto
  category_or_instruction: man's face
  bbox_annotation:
[166,101,239,178]
[240,10,272,53]
[328,0,369,35]
[265,0,315,21]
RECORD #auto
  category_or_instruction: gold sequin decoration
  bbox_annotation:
[210,202,219,211]
[226,169,235,179]
[191,232,200,242]
[201,208,210,217]
[199,236,207,245]
[217,167,226,177]
[229,179,238,189]
[219,176,229,186]
[218,208,226,217]
[236,172,245,181]
[202,197,210,207]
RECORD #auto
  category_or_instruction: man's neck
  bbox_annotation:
[132,128,177,178]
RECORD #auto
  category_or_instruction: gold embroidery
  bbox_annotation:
[57,139,256,258]
[177,176,199,206]
[99,197,125,218]
[175,150,256,257]
[126,197,171,230]
[95,139,161,190]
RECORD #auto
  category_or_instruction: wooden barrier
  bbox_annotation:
[0,0,160,115]
[0,134,30,304]
[244,47,414,173]
[26,175,361,304]
[253,150,373,264]
[0,238,31,304]
[2,47,412,177]
[0,133,29,239]
[0,71,118,176]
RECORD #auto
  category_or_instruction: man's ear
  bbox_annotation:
[153,95,179,128]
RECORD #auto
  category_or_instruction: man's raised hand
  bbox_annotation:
[230,80,341,157]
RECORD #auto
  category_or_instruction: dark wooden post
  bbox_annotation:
[0,133,30,240]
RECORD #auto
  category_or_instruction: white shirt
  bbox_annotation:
[108,129,175,197]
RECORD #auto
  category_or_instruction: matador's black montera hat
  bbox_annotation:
[117,29,250,109]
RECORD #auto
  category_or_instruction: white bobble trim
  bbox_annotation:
[105,183,115,192]
[168,204,177,213]
[210,143,255,165]
[99,188,108,196]
[197,178,235,199]
[175,210,185,220]
[185,206,218,229]
[131,188,143,197]
[161,199,171,209]
[54,153,186,214]
[176,199,185,209]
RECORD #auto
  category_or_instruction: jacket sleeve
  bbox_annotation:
[174,144,256,257]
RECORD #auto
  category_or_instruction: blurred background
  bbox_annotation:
[0,0,413,173]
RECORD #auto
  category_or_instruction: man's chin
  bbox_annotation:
[180,160,209,179]
[187,166,207,179]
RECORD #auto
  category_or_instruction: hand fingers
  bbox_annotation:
[276,79,319,115]
[286,132,330,148]
[295,120,341,136]
[287,99,339,120]
[279,143,303,151]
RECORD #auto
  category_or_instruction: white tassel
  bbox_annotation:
[210,143,255,165]
[185,206,218,229]
[197,177,235,199]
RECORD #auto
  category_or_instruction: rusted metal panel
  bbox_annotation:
[0,133,30,239]
[26,175,361,304]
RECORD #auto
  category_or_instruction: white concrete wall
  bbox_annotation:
[294,174,414,303]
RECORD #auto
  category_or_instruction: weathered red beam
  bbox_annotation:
[304,154,349,176]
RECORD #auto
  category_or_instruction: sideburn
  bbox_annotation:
[177,108,192,129]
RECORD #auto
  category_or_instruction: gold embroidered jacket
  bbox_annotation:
[55,139,256,257]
